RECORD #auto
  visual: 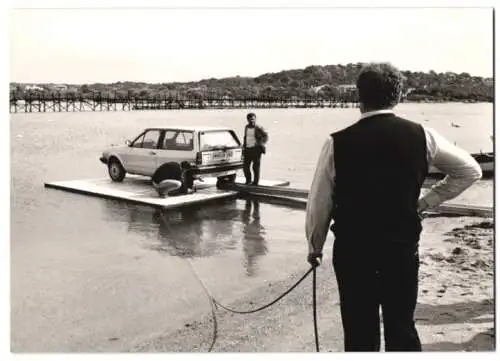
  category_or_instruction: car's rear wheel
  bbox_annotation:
[216,174,236,189]
[108,158,126,182]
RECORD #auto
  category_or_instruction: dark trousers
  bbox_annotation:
[332,240,422,352]
[183,171,194,190]
[243,147,262,185]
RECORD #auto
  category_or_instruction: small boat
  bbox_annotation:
[471,152,494,174]
[428,152,494,178]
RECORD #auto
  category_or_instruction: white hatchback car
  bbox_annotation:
[100,126,244,188]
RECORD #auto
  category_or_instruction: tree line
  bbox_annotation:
[10,63,493,103]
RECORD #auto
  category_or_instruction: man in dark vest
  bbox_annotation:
[243,112,269,185]
[305,63,482,351]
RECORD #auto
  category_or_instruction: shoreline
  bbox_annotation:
[130,216,494,352]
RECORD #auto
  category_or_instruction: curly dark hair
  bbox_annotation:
[356,63,404,110]
[246,112,256,121]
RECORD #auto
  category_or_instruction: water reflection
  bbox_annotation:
[101,199,269,275]
[241,200,268,276]
[151,205,240,258]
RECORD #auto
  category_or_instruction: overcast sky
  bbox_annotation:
[9,6,494,84]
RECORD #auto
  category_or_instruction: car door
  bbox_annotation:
[155,129,195,167]
[125,129,162,175]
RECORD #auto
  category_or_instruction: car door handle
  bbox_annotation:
[149,151,157,155]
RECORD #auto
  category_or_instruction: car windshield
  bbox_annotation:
[131,130,161,149]
[200,131,240,150]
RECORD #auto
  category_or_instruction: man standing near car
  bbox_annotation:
[305,62,482,351]
[243,112,269,185]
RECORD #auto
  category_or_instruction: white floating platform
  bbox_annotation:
[44,176,290,209]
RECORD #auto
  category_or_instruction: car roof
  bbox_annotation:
[144,125,236,132]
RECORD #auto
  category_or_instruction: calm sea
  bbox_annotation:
[10,103,493,351]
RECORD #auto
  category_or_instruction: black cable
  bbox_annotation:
[207,298,218,352]
[187,260,320,352]
[186,260,219,351]
[212,268,313,314]
[313,267,319,352]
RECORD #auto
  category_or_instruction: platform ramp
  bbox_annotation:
[223,183,493,218]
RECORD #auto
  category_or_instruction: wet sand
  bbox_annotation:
[130,216,494,352]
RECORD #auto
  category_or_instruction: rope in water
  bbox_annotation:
[186,259,319,352]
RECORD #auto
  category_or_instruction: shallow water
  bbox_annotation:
[10,103,493,351]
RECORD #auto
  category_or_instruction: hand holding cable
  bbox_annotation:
[307,251,322,352]
[307,251,323,268]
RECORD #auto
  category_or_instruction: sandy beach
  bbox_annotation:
[130,215,494,352]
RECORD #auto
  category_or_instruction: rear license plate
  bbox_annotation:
[212,150,232,161]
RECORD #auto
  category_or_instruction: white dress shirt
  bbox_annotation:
[245,127,257,148]
[305,109,483,254]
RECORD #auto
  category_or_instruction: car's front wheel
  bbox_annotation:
[216,174,236,189]
[108,158,126,182]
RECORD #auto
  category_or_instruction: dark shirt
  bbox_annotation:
[151,162,182,184]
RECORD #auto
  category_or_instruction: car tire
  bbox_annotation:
[216,174,236,189]
[108,158,126,182]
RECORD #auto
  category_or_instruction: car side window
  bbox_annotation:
[131,130,161,149]
[163,130,194,151]
[176,131,194,150]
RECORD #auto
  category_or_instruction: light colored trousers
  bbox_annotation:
[152,179,182,197]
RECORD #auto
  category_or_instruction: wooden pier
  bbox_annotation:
[10,91,359,113]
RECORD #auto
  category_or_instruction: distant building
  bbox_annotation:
[336,84,357,93]
[25,85,44,91]
[53,84,68,91]
[405,87,416,95]
[312,84,327,93]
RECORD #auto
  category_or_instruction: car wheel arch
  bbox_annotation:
[108,154,126,169]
